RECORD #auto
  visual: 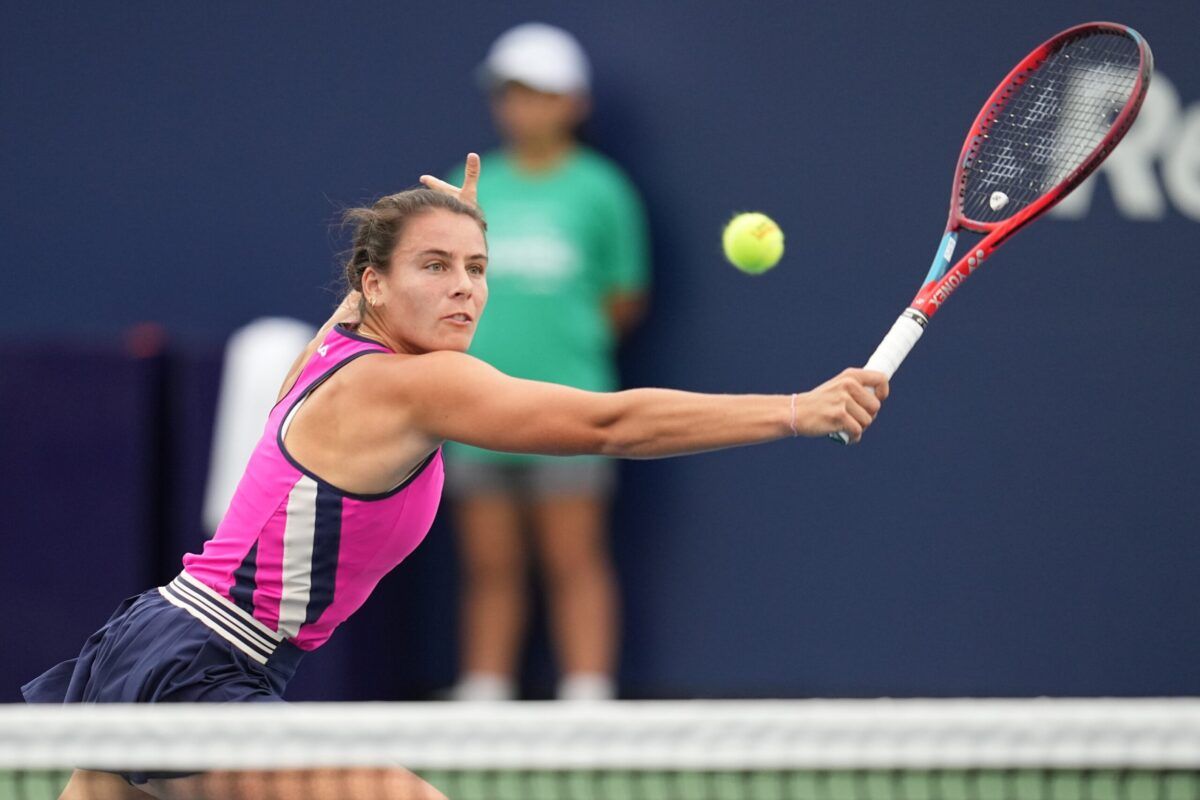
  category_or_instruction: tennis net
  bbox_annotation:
[3,699,1199,799]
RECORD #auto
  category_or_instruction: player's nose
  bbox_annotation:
[450,265,473,296]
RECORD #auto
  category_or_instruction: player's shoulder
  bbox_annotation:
[349,350,502,413]
[350,349,486,388]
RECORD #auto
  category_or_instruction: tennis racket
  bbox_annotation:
[833,22,1153,444]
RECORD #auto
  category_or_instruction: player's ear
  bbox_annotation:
[360,266,384,307]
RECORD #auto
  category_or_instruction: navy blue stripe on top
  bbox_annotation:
[303,483,342,626]
[229,540,259,616]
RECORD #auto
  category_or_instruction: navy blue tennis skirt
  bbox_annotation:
[22,587,303,784]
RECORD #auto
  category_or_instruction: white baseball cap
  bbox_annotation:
[478,23,591,95]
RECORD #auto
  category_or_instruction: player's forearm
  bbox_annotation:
[599,388,792,459]
[406,354,886,454]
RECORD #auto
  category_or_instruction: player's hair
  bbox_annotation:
[342,189,487,291]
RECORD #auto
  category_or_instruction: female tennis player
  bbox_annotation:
[23,154,888,800]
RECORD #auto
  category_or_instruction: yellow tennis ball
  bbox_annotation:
[722,212,784,274]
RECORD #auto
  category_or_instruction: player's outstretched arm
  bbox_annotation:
[380,352,888,457]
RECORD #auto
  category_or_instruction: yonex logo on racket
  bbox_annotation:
[930,273,965,308]
[929,249,987,307]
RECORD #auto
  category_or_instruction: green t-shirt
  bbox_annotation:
[445,146,650,464]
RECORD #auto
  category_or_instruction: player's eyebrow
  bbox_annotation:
[416,248,488,261]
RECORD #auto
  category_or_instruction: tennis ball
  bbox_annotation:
[722,212,784,274]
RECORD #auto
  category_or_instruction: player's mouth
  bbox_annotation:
[441,313,473,326]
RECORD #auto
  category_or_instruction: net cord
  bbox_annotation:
[3,699,1199,771]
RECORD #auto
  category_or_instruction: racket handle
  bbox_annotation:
[830,310,926,444]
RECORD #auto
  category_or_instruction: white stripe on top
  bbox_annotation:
[277,474,318,639]
[280,394,306,439]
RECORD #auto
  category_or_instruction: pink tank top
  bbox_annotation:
[172,325,443,659]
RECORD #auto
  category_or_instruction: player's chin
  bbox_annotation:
[430,329,475,352]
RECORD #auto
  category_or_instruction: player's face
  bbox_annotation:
[378,209,488,354]
[491,82,588,146]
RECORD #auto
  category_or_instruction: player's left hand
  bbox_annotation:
[335,290,363,325]
[420,152,481,208]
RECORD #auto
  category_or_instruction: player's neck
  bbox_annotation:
[354,320,406,355]
[509,137,576,173]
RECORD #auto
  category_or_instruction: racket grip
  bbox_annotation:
[830,311,926,444]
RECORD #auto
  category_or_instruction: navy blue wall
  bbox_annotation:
[3,1,1197,700]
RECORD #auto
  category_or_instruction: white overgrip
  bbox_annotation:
[862,312,925,379]
[831,311,926,444]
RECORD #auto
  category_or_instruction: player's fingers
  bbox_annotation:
[460,152,481,204]
[845,380,882,416]
[845,398,873,430]
[419,175,459,195]
[857,369,890,400]
[840,415,864,444]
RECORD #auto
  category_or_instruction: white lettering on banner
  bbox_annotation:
[486,234,581,293]
[1053,73,1200,222]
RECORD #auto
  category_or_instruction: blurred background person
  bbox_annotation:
[202,318,316,536]
[443,22,651,702]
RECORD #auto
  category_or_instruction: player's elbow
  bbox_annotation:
[526,391,641,458]
[595,425,632,458]
[592,392,650,459]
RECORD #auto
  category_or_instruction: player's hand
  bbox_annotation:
[793,368,889,443]
[419,152,481,208]
[334,290,363,325]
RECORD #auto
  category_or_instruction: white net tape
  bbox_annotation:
[3,699,1199,772]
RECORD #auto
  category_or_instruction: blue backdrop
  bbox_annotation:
[2,0,1197,701]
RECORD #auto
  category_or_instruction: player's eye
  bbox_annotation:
[424,261,446,272]
[468,263,485,276]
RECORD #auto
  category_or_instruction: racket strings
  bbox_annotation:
[959,31,1143,224]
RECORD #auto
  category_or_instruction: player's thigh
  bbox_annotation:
[141,768,447,800]
[58,769,149,800]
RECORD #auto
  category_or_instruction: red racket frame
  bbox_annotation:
[910,22,1153,320]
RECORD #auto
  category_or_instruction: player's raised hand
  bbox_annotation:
[793,368,889,443]
[420,152,482,208]
[335,290,363,325]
